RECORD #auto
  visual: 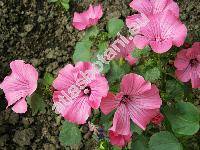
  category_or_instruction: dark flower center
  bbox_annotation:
[121,95,130,104]
[83,86,91,96]
[190,58,198,67]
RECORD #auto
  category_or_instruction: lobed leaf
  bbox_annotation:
[149,131,183,150]
[163,102,200,135]
[59,121,82,146]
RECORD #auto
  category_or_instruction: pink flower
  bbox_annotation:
[129,0,179,17]
[72,4,103,31]
[109,130,132,147]
[100,73,162,146]
[132,11,187,53]
[126,0,179,31]
[0,60,38,113]
[174,42,200,88]
[52,62,109,124]
[115,37,138,65]
[151,112,164,125]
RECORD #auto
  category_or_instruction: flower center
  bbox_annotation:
[83,86,91,96]
[190,58,198,67]
[121,95,130,104]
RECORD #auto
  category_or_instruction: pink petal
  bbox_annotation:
[175,66,191,82]
[150,39,173,53]
[109,130,132,147]
[100,92,120,115]
[191,70,200,88]
[164,0,180,17]
[130,0,152,15]
[126,14,143,30]
[127,102,158,130]
[133,85,162,109]
[133,35,150,49]
[86,4,103,26]
[159,11,187,47]
[10,60,38,95]
[186,47,200,59]
[53,91,62,102]
[172,23,187,47]
[150,0,168,14]
[110,104,130,135]
[72,4,103,30]
[75,62,95,76]
[125,54,138,65]
[192,42,200,49]
[53,64,76,91]
[88,76,109,109]
[120,73,151,96]
[0,60,38,108]
[12,98,27,113]
[72,12,88,30]
[64,96,91,124]
[174,49,190,70]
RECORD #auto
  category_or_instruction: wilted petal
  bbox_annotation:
[109,130,132,147]
[72,4,103,30]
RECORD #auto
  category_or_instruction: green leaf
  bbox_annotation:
[100,111,115,131]
[48,0,58,2]
[131,122,143,135]
[132,46,151,58]
[107,18,124,38]
[73,40,92,63]
[107,60,131,84]
[149,131,183,150]
[95,41,110,74]
[163,102,200,135]
[132,135,149,150]
[59,121,82,146]
[97,41,108,54]
[27,93,46,115]
[83,26,99,41]
[60,0,69,10]
[165,80,184,101]
[43,73,54,87]
[144,67,161,82]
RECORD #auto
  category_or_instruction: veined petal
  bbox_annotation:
[100,92,120,115]
[174,49,190,70]
[120,73,151,96]
[130,0,152,15]
[64,96,91,124]
[12,98,27,113]
[134,85,162,109]
[150,39,173,53]
[110,104,130,135]
[127,102,158,130]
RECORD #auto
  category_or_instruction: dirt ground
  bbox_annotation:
[0,0,199,149]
